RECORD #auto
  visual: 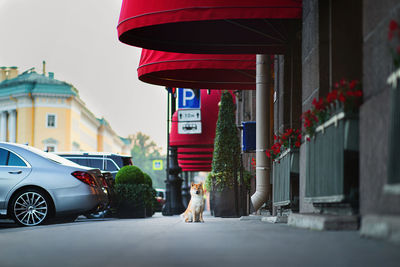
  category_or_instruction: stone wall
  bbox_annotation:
[300,0,319,213]
[360,0,400,216]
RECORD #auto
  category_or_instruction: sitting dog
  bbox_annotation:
[182,182,205,223]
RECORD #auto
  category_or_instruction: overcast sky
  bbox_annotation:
[0,0,167,152]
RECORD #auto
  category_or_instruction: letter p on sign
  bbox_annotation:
[178,88,200,109]
[183,89,195,106]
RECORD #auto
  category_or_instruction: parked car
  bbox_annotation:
[155,188,166,212]
[55,152,133,218]
[0,142,108,226]
[55,152,133,179]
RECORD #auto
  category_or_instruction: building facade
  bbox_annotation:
[234,0,400,243]
[0,66,131,154]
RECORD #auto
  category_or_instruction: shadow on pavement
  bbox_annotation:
[0,219,19,229]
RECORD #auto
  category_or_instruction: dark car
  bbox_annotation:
[55,152,133,179]
[54,152,132,218]
[155,188,166,212]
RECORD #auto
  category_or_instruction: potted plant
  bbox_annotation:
[114,166,156,218]
[207,91,241,217]
[302,79,362,210]
[267,128,301,209]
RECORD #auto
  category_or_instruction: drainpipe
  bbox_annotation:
[251,54,271,212]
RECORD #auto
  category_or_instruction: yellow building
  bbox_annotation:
[0,66,131,154]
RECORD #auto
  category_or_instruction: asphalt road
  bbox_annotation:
[0,213,399,267]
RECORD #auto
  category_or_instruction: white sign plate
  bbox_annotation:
[177,109,201,122]
[178,122,202,134]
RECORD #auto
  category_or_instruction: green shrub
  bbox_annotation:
[206,171,251,192]
[114,183,155,208]
[115,165,144,185]
[211,91,241,190]
[143,173,153,187]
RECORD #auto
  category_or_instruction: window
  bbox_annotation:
[46,114,57,128]
[8,152,26,166]
[44,145,56,152]
[105,159,118,172]
[89,158,104,170]
[67,158,88,167]
[0,148,8,165]
[0,148,26,167]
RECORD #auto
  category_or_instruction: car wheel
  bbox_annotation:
[11,189,50,226]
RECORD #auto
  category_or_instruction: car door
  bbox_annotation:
[0,148,32,209]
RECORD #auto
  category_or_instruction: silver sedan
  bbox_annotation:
[0,142,109,226]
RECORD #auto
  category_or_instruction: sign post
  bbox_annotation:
[177,88,202,134]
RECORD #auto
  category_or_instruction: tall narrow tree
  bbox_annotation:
[210,91,240,217]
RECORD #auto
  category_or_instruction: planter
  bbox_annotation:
[116,202,146,218]
[146,205,154,217]
[272,149,299,209]
[305,111,359,206]
[212,187,238,218]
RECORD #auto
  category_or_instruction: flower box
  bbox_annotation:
[305,111,359,204]
[273,149,299,207]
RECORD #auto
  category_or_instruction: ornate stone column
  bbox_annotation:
[8,110,16,143]
[0,111,7,142]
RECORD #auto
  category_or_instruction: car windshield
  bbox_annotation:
[24,146,82,167]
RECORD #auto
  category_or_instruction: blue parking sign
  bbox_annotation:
[178,88,200,109]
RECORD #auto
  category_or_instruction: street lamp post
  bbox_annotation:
[162,88,185,215]
[181,171,190,208]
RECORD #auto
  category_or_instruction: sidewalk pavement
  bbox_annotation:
[0,212,399,267]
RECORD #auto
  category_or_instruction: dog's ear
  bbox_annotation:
[191,182,194,187]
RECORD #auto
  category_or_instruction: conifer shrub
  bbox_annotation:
[209,91,241,191]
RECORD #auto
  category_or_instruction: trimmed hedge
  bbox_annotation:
[143,173,153,187]
[115,165,144,185]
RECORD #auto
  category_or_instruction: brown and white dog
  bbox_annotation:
[181,182,205,223]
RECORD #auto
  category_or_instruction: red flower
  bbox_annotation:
[340,79,347,86]
[349,80,358,90]
[390,20,398,31]
[354,90,363,97]
[295,141,301,148]
[339,93,346,103]
[306,137,311,142]
[389,20,399,40]
[327,89,338,103]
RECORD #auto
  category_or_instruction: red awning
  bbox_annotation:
[138,50,256,90]
[118,0,302,54]
[169,90,221,147]
[178,153,212,160]
[178,159,213,165]
[178,147,214,154]
[182,166,211,172]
